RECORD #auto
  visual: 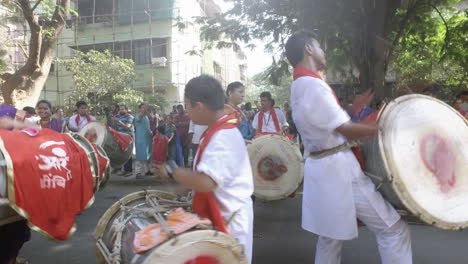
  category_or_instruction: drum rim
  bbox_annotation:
[248,134,304,200]
[140,230,248,264]
[66,133,100,195]
[379,94,468,230]
[94,190,180,239]
[94,144,111,191]
[78,121,108,146]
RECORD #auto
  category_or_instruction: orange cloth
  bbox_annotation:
[192,114,238,233]
[133,208,211,253]
[0,128,95,240]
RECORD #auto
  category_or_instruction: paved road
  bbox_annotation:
[21,174,468,264]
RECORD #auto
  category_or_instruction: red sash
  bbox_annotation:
[293,66,366,168]
[0,128,95,240]
[258,109,281,134]
[75,114,91,124]
[106,125,132,151]
[192,114,238,233]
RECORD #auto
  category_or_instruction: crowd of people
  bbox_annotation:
[14,82,466,182]
[1,38,466,263]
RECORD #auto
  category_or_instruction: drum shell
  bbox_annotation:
[80,122,133,169]
[95,190,247,264]
[0,132,105,226]
[361,136,404,209]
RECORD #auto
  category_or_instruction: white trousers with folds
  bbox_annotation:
[315,179,412,264]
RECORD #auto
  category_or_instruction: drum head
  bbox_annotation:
[139,230,247,264]
[379,94,468,229]
[79,121,108,146]
[248,134,303,200]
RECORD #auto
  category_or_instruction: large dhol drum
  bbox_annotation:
[248,134,304,200]
[361,94,468,230]
[0,132,109,227]
[79,122,133,169]
[95,190,247,264]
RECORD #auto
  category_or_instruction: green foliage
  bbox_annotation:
[393,8,467,94]
[197,0,464,97]
[247,68,293,108]
[113,88,144,110]
[145,93,169,111]
[58,49,136,110]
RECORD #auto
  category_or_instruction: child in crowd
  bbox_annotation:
[152,125,169,176]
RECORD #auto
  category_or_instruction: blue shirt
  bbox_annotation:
[116,114,134,135]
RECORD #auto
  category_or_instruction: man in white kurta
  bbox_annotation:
[252,92,289,135]
[286,31,412,264]
[194,125,254,262]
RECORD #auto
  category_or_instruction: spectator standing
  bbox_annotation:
[134,103,153,178]
[114,105,134,176]
[152,125,169,178]
[68,101,96,132]
[165,115,184,168]
[173,104,190,166]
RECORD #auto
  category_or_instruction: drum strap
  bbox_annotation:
[308,140,360,159]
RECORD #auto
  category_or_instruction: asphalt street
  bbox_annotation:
[20,174,468,264]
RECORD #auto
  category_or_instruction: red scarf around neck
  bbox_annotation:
[258,108,281,134]
[75,114,91,124]
[192,114,238,233]
[293,66,365,169]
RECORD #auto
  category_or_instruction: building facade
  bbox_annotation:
[42,0,247,109]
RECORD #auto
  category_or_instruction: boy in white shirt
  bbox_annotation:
[161,75,254,262]
[68,101,96,132]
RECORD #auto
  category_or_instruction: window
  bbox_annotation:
[75,38,168,65]
[213,62,222,81]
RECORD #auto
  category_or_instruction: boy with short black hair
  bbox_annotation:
[68,100,96,132]
[162,75,254,262]
[285,31,412,264]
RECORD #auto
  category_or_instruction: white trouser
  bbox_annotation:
[315,181,412,264]
[227,201,253,264]
[134,160,150,175]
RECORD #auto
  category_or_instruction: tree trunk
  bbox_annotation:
[0,0,69,108]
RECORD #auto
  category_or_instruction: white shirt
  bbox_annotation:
[188,121,208,144]
[291,76,399,240]
[194,126,254,262]
[252,108,288,133]
[68,114,96,132]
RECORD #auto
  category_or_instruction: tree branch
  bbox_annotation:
[383,0,423,73]
[16,0,42,72]
[31,0,44,11]
[430,4,450,62]
[40,0,70,66]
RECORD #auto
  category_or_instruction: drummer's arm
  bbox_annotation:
[336,121,378,140]
[172,168,217,192]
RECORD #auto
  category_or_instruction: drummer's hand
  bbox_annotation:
[0,117,15,129]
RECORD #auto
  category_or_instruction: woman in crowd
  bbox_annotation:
[225,81,254,140]
[36,100,67,133]
[165,115,184,168]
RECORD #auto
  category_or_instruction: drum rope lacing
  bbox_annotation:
[96,191,192,264]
